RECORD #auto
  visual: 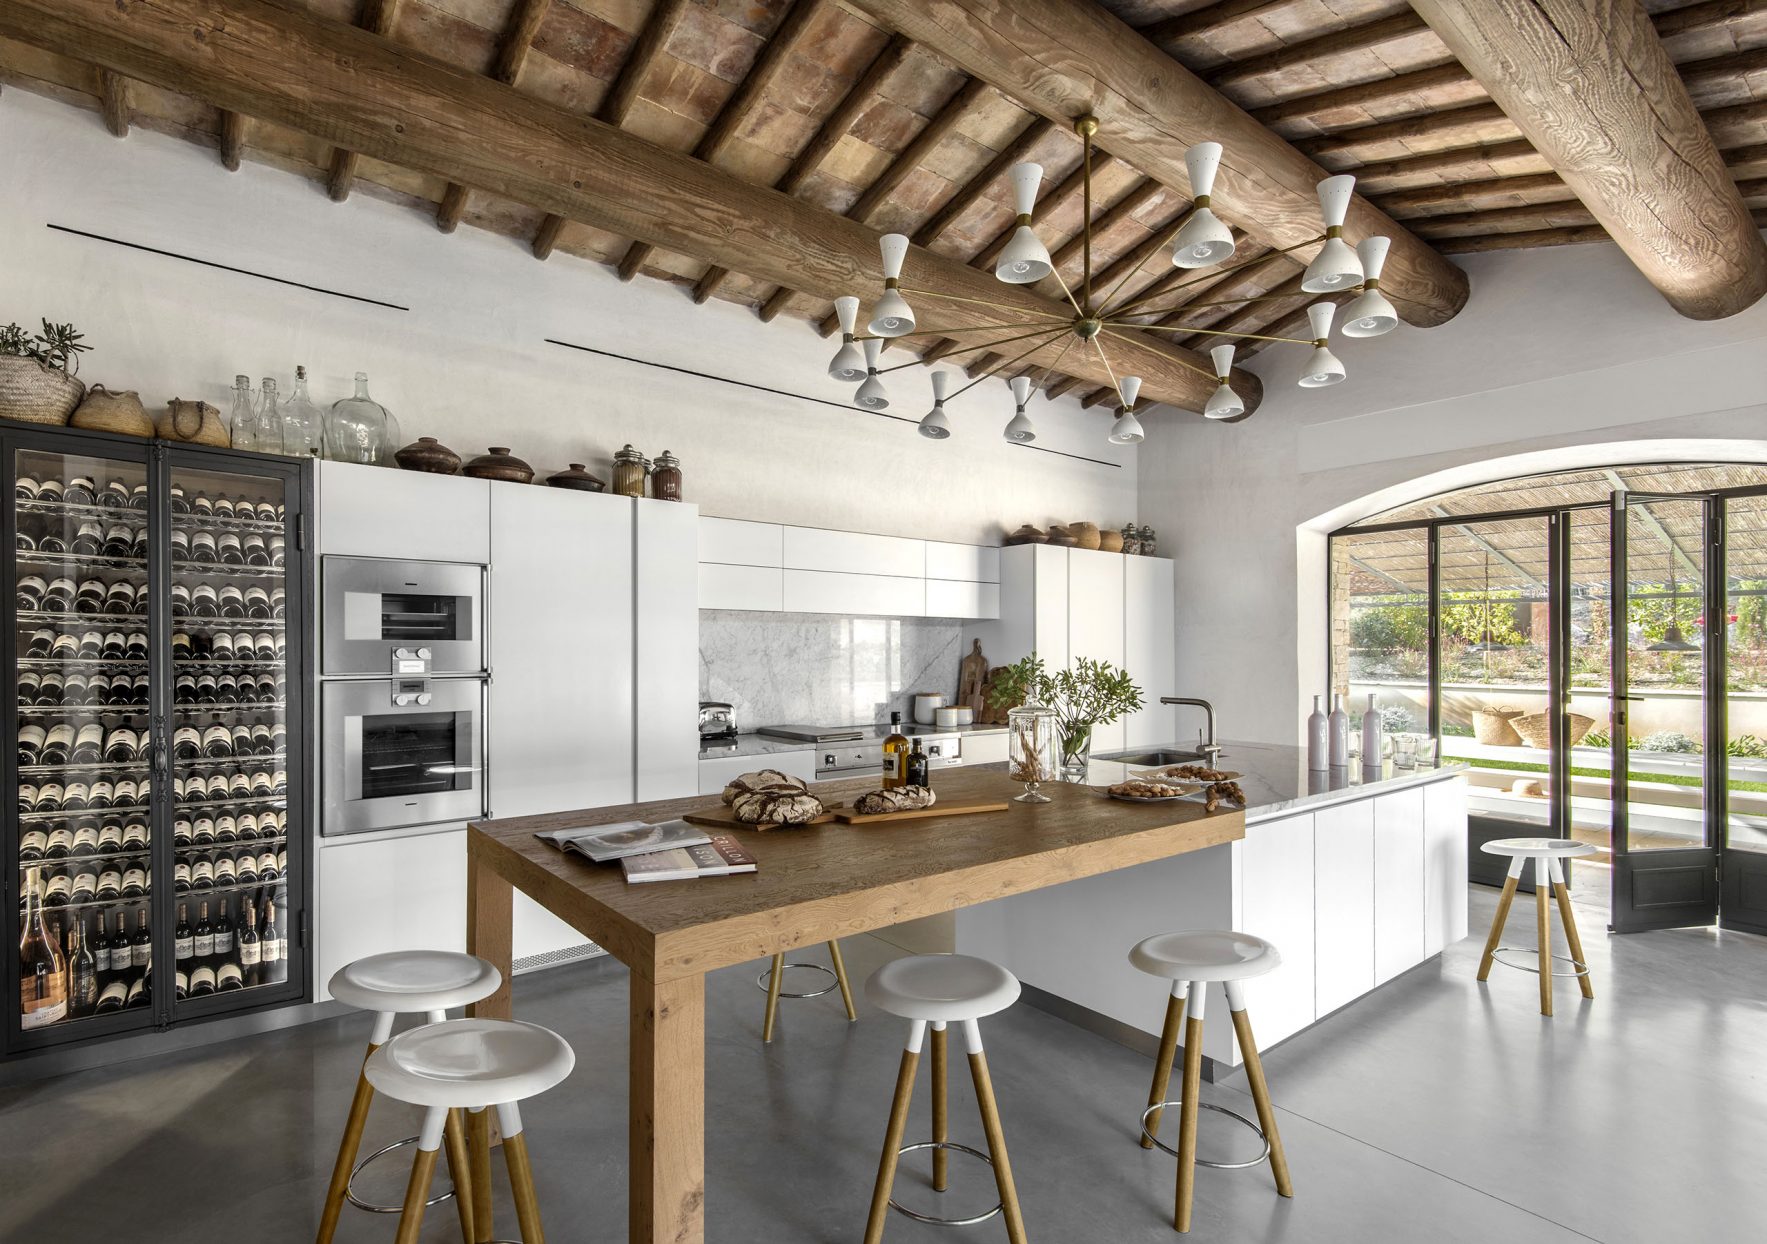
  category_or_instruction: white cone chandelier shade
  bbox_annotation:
[996,164,1053,283]
[1340,236,1397,338]
[1009,375,1033,406]
[1172,143,1236,268]
[1004,374,1035,441]
[854,337,890,408]
[1298,302,1346,387]
[868,234,916,335]
[1108,409,1145,444]
[1301,175,1364,292]
[827,296,866,379]
[1203,344,1244,419]
[1118,375,1143,411]
[919,370,952,438]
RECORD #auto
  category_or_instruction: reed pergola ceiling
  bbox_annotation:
[1,0,1764,416]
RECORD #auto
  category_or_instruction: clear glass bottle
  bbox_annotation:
[281,366,324,457]
[255,379,283,457]
[325,372,396,466]
[228,375,257,452]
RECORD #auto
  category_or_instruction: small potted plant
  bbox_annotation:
[989,653,1144,783]
[0,319,91,425]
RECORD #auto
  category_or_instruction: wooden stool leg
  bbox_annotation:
[828,940,859,1022]
[1535,858,1554,1016]
[1550,859,1594,1000]
[762,953,786,1043]
[864,1025,923,1244]
[1142,984,1187,1148]
[467,1106,495,1242]
[498,1103,546,1244]
[1174,989,1206,1235]
[931,1023,949,1192]
[966,1021,1027,1244]
[1227,988,1292,1199]
[442,1108,476,1242]
[316,1030,386,1244]
[1477,867,1522,982]
[394,1109,447,1244]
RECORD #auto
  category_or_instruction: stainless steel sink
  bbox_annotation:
[1095,748,1210,766]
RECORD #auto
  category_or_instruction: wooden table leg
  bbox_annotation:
[466,841,513,1242]
[631,971,706,1244]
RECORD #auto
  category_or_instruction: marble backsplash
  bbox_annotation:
[699,611,964,729]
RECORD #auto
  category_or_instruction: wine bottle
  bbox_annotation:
[131,910,152,971]
[201,717,231,758]
[194,901,213,961]
[217,960,244,992]
[218,534,244,567]
[120,865,148,898]
[91,911,112,985]
[189,964,216,997]
[175,903,194,967]
[125,975,149,1009]
[42,724,74,765]
[20,828,49,861]
[71,723,104,764]
[881,712,909,790]
[96,864,123,901]
[68,865,98,905]
[94,978,127,1014]
[110,912,128,986]
[212,897,235,963]
[172,724,201,761]
[68,918,98,1019]
[44,825,74,859]
[19,867,68,1029]
[238,901,261,988]
[261,900,285,983]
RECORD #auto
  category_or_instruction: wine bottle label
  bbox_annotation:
[122,823,148,849]
[121,866,147,892]
[195,931,214,957]
[71,824,99,851]
[45,874,72,901]
[174,863,192,890]
[133,942,152,969]
[176,932,193,959]
[240,940,261,967]
[215,927,234,955]
[175,971,190,1000]
[94,944,111,974]
[191,966,216,991]
[20,968,68,1028]
[193,860,213,885]
[95,980,127,1012]
[46,827,74,853]
[217,963,243,990]
[125,979,147,1007]
[261,935,281,965]
[20,830,49,856]
[97,868,122,898]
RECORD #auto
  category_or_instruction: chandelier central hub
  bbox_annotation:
[1073,316,1104,341]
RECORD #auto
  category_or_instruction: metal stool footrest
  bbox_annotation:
[345,1136,457,1213]
[755,961,839,1000]
[1140,1101,1272,1169]
[889,1140,1004,1226]
[1492,947,1590,978]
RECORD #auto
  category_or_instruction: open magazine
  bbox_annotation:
[621,834,758,884]
[534,818,709,863]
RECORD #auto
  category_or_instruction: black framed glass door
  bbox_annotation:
[1719,488,1767,935]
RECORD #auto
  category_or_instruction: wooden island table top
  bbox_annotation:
[465,765,1244,1244]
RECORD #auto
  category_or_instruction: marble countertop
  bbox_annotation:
[699,723,1008,762]
[1083,738,1466,824]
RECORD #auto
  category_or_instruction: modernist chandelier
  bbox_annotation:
[825,116,1398,444]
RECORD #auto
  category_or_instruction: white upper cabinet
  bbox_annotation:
[782,569,925,617]
[926,579,1000,620]
[782,525,926,578]
[926,541,1000,583]
[700,516,783,567]
[316,460,490,563]
[698,563,784,612]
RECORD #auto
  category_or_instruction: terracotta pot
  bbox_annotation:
[463,446,534,483]
[1097,527,1124,553]
[1068,521,1101,550]
[0,357,85,426]
[547,463,607,492]
[1004,524,1047,546]
[395,436,463,475]
[70,385,154,438]
[157,398,228,447]
[1046,525,1077,547]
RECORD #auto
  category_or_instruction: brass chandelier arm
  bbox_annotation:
[949,328,1072,400]
[1050,265,1090,322]
[896,286,1058,315]
[1110,323,1315,346]
[854,317,1067,342]
[1092,208,1195,321]
[1087,334,1124,407]
[1081,118,1095,310]
[1102,233,1325,320]
[1106,286,1343,322]
[1031,334,1078,394]
[878,324,1072,375]
[1098,329,1221,380]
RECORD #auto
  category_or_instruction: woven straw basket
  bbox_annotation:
[1512,711,1595,750]
[0,357,85,425]
[1471,707,1525,747]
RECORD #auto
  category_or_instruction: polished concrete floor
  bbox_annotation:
[2,883,1762,1243]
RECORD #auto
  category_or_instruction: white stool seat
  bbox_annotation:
[328,950,501,1016]
[1129,930,1280,983]
[366,1018,574,1111]
[865,953,1020,1023]
[1481,837,1596,860]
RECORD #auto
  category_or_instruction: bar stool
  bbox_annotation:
[759,939,858,1042]
[862,954,1027,1244]
[1477,837,1597,1017]
[317,950,502,1244]
[1129,930,1293,1234]
[366,1018,575,1244]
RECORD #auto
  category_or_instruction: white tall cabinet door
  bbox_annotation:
[1067,548,1126,752]
[636,500,701,801]
[316,461,491,562]
[1123,557,1175,747]
[1234,813,1316,1053]
[1314,801,1376,1016]
[317,832,466,1000]
[1029,545,1069,669]
[1424,778,1470,956]
[1373,789,1427,984]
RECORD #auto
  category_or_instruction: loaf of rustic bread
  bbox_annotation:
[730,788,825,825]
[853,786,937,815]
[721,769,809,805]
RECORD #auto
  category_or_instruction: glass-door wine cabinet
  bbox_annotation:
[5,424,311,1056]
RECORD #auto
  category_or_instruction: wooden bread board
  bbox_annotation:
[835,799,1011,825]
[683,803,843,833]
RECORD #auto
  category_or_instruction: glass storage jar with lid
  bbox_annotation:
[651,450,682,502]
[612,445,648,498]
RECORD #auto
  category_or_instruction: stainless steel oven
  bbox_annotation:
[321,676,486,835]
[321,556,484,676]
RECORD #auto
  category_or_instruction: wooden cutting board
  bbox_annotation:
[682,802,844,833]
[835,799,1010,825]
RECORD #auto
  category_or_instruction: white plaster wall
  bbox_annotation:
[1139,234,1767,748]
[0,90,1137,545]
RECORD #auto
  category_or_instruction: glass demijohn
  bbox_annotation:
[324,372,396,466]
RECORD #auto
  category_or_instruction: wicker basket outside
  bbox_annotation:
[0,357,85,425]
[1471,707,1525,747]
[1512,711,1594,750]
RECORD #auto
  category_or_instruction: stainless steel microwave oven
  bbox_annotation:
[321,556,484,677]
[321,676,486,835]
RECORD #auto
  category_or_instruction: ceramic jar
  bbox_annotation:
[394,437,463,475]
[463,447,534,483]
[546,463,606,492]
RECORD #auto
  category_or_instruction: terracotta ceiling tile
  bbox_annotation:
[795,165,865,215]
[921,130,993,184]
[664,5,765,84]
[698,0,793,39]
[734,98,820,159]
[713,134,793,184]
[766,51,844,116]
[876,51,966,117]
[848,97,922,154]
[533,3,635,80]
[518,52,610,113]
[397,3,499,74]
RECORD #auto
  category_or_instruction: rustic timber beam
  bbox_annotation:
[1252,63,1475,129]
[1410,202,1600,239]
[0,0,1242,410]
[1175,272,1307,352]
[1653,0,1767,41]
[1436,225,1614,254]
[1302,102,1514,163]
[1348,139,1541,189]
[1085,207,1193,312]
[843,0,1469,328]
[617,0,826,281]
[437,0,551,234]
[1412,0,1767,320]
[1139,253,1289,332]
[1043,374,1083,401]
[325,0,403,203]
[1080,387,1116,410]
[218,111,246,171]
[1378,171,1569,217]
[532,0,689,260]
[1142,0,1293,47]
[96,69,129,138]
[1209,13,1437,90]
[912,116,1055,247]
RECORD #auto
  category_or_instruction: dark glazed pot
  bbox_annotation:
[394,436,462,475]
[463,446,535,483]
[546,463,607,492]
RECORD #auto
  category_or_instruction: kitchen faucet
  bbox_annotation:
[1160,697,1221,765]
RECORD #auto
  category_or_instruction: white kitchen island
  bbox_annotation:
[955,741,1468,1070]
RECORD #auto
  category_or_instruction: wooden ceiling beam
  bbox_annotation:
[1080,386,1117,409]
[1412,0,1767,320]
[437,0,552,234]
[1208,13,1438,90]
[1175,272,1307,351]
[1142,1,1292,47]
[1252,63,1475,129]
[1379,171,1571,216]
[1437,207,1767,254]
[218,112,246,169]
[843,0,1469,328]
[1303,102,1514,162]
[1042,374,1083,401]
[96,69,129,138]
[1409,201,1599,239]
[1084,208,1193,313]
[532,0,689,260]
[695,33,914,305]
[1653,0,1767,40]
[1349,138,1540,189]
[912,116,1055,248]
[1142,254,1292,332]
[325,0,404,203]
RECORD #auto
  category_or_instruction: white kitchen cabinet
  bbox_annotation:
[1424,777,1470,956]
[1123,556,1176,747]
[783,526,925,578]
[636,500,701,801]
[1067,548,1127,753]
[1314,801,1376,1016]
[925,542,1000,583]
[925,579,999,619]
[698,749,817,795]
[316,461,490,563]
[1373,788,1427,984]
[700,517,782,567]
[955,731,1010,767]
[1029,545,1071,671]
[1234,812,1316,1052]
[698,563,783,611]
[782,569,925,617]
[317,830,466,1000]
